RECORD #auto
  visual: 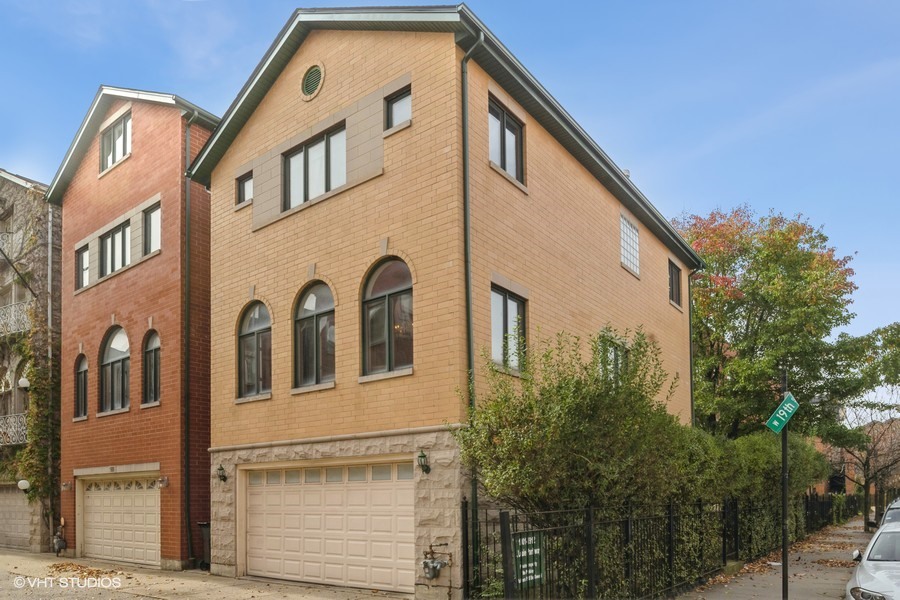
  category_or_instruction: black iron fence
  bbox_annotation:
[462,492,860,599]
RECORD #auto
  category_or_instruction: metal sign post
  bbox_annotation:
[766,374,796,600]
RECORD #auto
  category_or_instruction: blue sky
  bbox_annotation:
[1,0,898,338]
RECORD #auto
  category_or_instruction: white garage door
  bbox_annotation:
[83,478,160,566]
[246,462,415,592]
[0,484,32,549]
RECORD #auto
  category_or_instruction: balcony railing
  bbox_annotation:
[0,301,31,335]
[0,413,26,446]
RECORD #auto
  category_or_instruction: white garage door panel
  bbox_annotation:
[246,462,415,593]
[83,478,160,567]
[0,484,32,549]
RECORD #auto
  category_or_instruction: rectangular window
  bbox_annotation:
[99,221,131,277]
[669,260,682,306]
[488,100,524,182]
[620,215,640,275]
[491,286,526,369]
[601,339,630,385]
[75,366,87,418]
[283,126,346,211]
[386,88,412,129]
[144,204,161,255]
[100,112,132,171]
[76,246,89,289]
[237,173,253,204]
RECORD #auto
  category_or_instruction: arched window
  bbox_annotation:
[362,259,412,374]
[100,327,130,412]
[143,332,160,405]
[294,283,335,387]
[75,356,88,418]
[238,302,271,397]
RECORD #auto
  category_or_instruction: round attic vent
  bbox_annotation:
[301,64,324,100]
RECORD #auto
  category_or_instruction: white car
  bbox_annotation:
[848,522,900,600]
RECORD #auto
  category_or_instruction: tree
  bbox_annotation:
[454,328,720,514]
[821,393,900,531]
[673,206,857,437]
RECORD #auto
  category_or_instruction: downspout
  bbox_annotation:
[461,30,484,586]
[183,110,199,564]
[688,267,698,427]
[47,203,54,551]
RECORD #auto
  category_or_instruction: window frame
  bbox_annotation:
[238,302,272,398]
[490,285,527,370]
[143,332,160,405]
[488,99,524,183]
[75,356,88,418]
[143,204,161,255]
[293,283,336,387]
[385,87,412,130]
[668,260,682,307]
[237,172,254,205]
[282,125,346,211]
[362,260,413,375]
[76,245,89,290]
[99,327,130,413]
[100,112,132,172]
[99,220,131,278]
[620,215,640,276]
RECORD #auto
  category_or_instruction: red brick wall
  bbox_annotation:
[59,98,212,566]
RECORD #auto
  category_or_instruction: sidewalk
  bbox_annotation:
[680,516,872,600]
[0,549,411,599]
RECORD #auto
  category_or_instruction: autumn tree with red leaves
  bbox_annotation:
[674,206,859,437]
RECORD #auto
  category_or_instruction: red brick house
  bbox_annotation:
[46,86,218,569]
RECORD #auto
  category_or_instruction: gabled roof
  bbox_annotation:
[45,86,220,205]
[188,4,702,269]
[0,168,47,192]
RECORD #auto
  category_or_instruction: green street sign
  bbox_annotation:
[766,393,799,434]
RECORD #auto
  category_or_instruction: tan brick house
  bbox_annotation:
[189,5,702,597]
[47,87,218,569]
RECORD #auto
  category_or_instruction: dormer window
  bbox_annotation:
[100,113,132,171]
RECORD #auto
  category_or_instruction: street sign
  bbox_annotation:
[766,393,799,434]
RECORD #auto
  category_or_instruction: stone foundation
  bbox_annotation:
[209,427,464,599]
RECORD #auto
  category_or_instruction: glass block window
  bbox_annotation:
[620,215,640,275]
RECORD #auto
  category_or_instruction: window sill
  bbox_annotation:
[358,367,413,384]
[97,407,130,418]
[98,153,132,179]
[235,392,272,405]
[492,362,523,378]
[291,381,336,395]
[489,161,529,195]
[383,119,411,139]
[72,416,87,423]
[669,299,684,313]
[75,249,161,295]
[140,401,161,409]
[253,169,383,233]
[621,263,640,280]
[234,199,252,212]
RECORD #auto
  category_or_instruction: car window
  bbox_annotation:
[868,531,900,561]
[884,510,900,524]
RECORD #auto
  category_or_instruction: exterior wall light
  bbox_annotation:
[156,476,169,488]
[417,450,431,474]
[217,465,228,482]
[18,377,30,390]
[17,479,30,494]
[61,481,72,491]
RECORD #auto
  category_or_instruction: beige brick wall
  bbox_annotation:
[464,60,693,422]
[209,30,467,448]
[209,28,693,453]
